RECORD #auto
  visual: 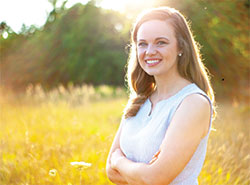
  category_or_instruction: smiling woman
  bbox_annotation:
[106,6,216,185]
[136,19,179,77]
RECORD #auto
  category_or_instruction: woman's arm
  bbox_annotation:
[106,118,128,185]
[110,94,211,185]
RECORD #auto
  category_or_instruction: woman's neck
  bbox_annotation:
[152,73,191,101]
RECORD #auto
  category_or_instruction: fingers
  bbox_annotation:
[149,150,161,164]
[149,156,157,164]
[107,167,128,184]
[111,149,126,169]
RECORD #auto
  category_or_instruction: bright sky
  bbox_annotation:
[0,0,152,33]
[0,0,89,33]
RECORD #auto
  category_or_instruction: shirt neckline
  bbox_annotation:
[146,83,195,117]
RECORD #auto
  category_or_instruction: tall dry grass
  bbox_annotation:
[0,84,249,184]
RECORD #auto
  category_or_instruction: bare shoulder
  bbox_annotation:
[173,93,211,138]
[182,93,211,111]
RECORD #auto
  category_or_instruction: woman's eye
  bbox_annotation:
[157,41,167,45]
[138,42,147,47]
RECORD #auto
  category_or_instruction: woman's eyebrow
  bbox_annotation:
[137,37,170,42]
[155,37,170,41]
[137,39,146,42]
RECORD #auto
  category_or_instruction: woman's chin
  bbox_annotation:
[144,70,160,77]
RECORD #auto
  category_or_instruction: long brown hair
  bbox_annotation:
[124,7,216,119]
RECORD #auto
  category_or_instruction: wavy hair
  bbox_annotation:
[124,7,216,119]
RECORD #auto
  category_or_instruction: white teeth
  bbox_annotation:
[146,60,160,64]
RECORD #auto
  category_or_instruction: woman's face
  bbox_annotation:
[136,19,180,78]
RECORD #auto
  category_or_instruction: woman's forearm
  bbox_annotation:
[106,165,129,185]
[114,156,153,185]
[107,157,129,185]
[110,148,165,185]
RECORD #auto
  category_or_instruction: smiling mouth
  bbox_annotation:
[145,59,161,66]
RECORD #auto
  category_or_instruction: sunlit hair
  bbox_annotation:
[124,6,216,119]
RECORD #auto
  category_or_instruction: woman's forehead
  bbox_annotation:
[137,19,175,41]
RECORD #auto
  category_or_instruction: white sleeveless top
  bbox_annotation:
[120,83,213,185]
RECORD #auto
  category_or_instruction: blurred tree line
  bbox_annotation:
[0,1,130,90]
[0,0,249,100]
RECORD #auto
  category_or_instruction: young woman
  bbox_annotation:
[106,6,216,185]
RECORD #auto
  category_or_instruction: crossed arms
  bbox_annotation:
[106,94,211,185]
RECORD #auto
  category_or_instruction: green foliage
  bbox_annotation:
[0,2,130,91]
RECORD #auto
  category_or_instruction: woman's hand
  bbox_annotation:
[111,148,125,169]
[106,166,128,185]
[149,150,161,164]
[108,148,128,184]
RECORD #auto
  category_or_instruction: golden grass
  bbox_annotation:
[0,85,249,185]
[199,100,250,185]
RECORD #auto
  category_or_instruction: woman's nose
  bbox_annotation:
[146,44,157,55]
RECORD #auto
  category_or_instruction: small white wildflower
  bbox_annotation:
[49,169,57,177]
[70,161,92,171]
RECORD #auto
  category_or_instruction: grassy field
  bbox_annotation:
[0,85,249,185]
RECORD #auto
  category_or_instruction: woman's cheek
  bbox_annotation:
[137,50,145,64]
